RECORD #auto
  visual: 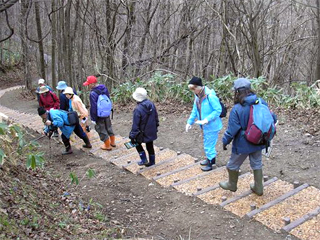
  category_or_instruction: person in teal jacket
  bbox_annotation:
[185,77,223,171]
[38,107,91,155]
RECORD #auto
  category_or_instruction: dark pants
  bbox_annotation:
[61,123,87,147]
[95,116,114,142]
[135,141,155,155]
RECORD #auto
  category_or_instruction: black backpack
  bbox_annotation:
[207,95,227,118]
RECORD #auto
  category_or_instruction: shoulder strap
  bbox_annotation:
[49,92,56,103]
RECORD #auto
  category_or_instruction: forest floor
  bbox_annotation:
[1,76,320,239]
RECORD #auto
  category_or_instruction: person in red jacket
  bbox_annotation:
[39,86,60,110]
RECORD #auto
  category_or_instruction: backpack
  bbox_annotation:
[93,89,112,117]
[245,98,276,145]
[207,95,227,118]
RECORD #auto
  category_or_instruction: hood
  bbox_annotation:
[93,84,108,95]
[243,94,258,106]
[139,99,153,115]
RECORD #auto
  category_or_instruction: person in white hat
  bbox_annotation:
[38,85,60,111]
[129,87,159,167]
[63,87,90,135]
[36,78,53,102]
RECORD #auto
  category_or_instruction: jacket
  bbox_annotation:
[46,109,75,138]
[129,99,159,143]
[59,88,77,111]
[89,85,110,122]
[39,91,60,110]
[222,94,277,154]
[69,95,88,119]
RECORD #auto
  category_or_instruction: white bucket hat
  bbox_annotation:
[38,78,45,85]
[132,87,148,102]
[63,87,74,95]
[38,86,49,94]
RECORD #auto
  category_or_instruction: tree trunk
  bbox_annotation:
[51,0,57,88]
[316,0,320,80]
[35,1,46,80]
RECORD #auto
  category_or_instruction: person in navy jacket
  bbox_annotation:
[129,88,159,166]
[219,78,277,196]
[83,75,116,150]
[56,81,77,111]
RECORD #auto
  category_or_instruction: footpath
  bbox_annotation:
[0,86,319,240]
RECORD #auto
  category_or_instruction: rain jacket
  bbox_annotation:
[222,94,277,154]
[89,85,110,122]
[59,88,77,111]
[187,86,223,160]
[46,109,75,138]
[129,99,159,143]
[39,91,60,110]
[68,95,88,119]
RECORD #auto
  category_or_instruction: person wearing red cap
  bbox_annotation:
[83,76,116,150]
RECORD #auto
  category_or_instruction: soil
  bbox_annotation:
[1,86,320,240]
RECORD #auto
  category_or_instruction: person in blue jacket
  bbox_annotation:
[37,107,92,155]
[219,78,277,196]
[185,77,223,171]
[129,87,159,166]
[83,75,116,150]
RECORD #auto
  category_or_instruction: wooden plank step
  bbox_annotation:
[155,163,203,187]
[124,149,177,174]
[197,172,253,205]
[253,186,320,232]
[153,161,199,181]
[140,154,195,180]
[224,179,293,217]
[173,167,228,196]
[289,207,320,240]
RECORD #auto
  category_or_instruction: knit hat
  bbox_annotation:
[37,107,46,116]
[63,87,74,95]
[132,88,148,102]
[233,78,251,90]
[83,76,97,86]
[38,86,49,94]
[56,81,68,90]
[38,79,45,85]
[188,76,203,87]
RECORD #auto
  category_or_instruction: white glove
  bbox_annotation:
[91,120,96,125]
[195,119,208,125]
[45,120,52,126]
[185,124,192,132]
[81,118,87,124]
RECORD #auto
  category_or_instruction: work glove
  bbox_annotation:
[81,117,87,124]
[45,120,52,126]
[185,123,192,132]
[91,120,96,125]
[223,144,227,151]
[195,119,208,125]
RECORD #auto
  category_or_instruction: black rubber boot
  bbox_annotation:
[62,145,73,155]
[82,135,92,148]
[145,155,155,167]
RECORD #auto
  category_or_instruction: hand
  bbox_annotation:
[81,118,87,124]
[91,120,96,125]
[195,119,208,125]
[223,144,227,151]
[45,120,52,126]
[185,124,192,132]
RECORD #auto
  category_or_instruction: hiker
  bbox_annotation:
[36,78,53,102]
[219,78,277,196]
[63,87,90,135]
[38,86,60,110]
[185,77,223,171]
[83,75,116,150]
[37,107,92,155]
[129,87,159,166]
[56,81,77,111]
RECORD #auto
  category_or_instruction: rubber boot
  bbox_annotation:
[219,168,239,192]
[62,145,73,155]
[101,138,112,151]
[250,169,264,196]
[82,135,92,148]
[137,151,148,166]
[110,135,116,147]
[200,159,209,166]
[201,158,215,171]
[145,155,155,167]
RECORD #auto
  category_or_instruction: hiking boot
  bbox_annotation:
[110,135,116,147]
[101,138,112,151]
[145,154,155,167]
[250,169,264,196]
[219,168,239,192]
[62,145,73,155]
[137,151,148,166]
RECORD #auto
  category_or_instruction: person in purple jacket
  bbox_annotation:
[83,76,116,150]
[129,88,159,166]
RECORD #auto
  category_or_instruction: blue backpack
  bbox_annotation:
[93,89,112,117]
[245,98,276,145]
